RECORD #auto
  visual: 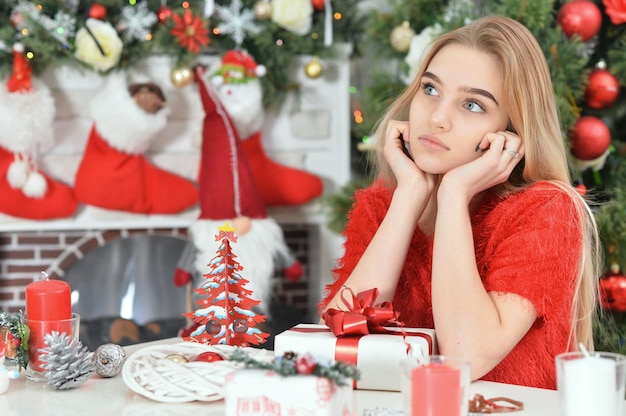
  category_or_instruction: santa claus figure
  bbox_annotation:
[174,60,304,320]
[74,74,198,214]
[0,43,78,220]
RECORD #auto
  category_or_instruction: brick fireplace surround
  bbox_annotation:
[0,224,311,316]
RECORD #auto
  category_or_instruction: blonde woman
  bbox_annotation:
[319,15,601,389]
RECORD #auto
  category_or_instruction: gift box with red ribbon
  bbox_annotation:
[274,288,437,391]
[224,369,354,416]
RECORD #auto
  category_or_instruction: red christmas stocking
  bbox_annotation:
[74,127,198,214]
[241,132,323,207]
[0,147,78,219]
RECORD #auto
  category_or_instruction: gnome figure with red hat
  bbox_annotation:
[208,49,324,207]
[0,44,78,220]
[74,73,198,214]
[174,63,304,320]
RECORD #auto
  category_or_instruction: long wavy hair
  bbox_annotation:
[372,15,602,351]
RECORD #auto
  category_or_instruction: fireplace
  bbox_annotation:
[0,224,312,350]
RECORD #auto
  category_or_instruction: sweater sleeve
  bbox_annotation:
[479,184,582,320]
[317,184,392,313]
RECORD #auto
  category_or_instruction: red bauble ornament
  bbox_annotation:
[585,68,620,110]
[600,269,626,313]
[88,3,107,20]
[157,6,173,24]
[312,0,326,11]
[569,116,611,161]
[575,183,587,196]
[557,0,602,41]
[195,352,225,363]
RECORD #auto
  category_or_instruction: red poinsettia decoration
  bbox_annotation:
[170,9,210,54]
[604,0,626,25]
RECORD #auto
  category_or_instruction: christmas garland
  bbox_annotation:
[229,348,359,387]
[0,0,366,109]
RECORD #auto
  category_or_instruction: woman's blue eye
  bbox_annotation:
[466,101,485,113]
[422,82,438,96]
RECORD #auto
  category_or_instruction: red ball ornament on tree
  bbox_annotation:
[569,116,611,161]
[312,0,326,11]
[157,6,173,24]
[557,0,602,41]
[600,266,626,313]
[585,68,620,110]
[88,2,107,20]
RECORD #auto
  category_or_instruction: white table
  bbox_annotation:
[1,338,621,415]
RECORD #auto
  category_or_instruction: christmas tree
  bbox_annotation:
[183,222,269,347]
[338,0,626,353]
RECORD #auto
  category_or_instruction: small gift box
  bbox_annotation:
[274,288,437,392]
[224,369,354,416]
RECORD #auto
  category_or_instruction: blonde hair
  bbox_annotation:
[372,16,601,351]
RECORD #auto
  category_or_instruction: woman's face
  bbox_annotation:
[408,43,510,174]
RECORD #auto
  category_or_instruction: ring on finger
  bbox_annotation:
[505,148,519,159]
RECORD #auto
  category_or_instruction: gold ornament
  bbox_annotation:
[170,67,193,88]
[389,21,415,53]
[253,0,273,20]
[304,56,323,79]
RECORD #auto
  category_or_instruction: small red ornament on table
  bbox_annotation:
[195,351,224,363]
[88,2,107,20]
[585,68,620,110]
[557,0,602,41]
[569,115,611,161]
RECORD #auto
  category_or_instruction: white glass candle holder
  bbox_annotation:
[556,351,626,416]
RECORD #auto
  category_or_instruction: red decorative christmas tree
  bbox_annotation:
[183,222,269,347]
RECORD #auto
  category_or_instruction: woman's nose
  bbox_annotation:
[429,100,452,131]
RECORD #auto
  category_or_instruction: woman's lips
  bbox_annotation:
[418,134,449,151]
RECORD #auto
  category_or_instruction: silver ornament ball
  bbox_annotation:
[93,343,126,378]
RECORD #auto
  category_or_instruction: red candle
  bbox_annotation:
[25,278,73,374]
[411,362,462,416]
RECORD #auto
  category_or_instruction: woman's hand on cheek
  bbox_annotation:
[384,120,437,195]
[443,130,524,199]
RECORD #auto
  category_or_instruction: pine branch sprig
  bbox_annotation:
[229,348,359,387]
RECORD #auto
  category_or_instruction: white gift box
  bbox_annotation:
[224,369,354,416]
[274,323,436,391]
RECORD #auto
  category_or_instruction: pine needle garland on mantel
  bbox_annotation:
[0,0,366,109]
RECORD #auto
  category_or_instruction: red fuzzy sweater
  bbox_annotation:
[320,181,582,389]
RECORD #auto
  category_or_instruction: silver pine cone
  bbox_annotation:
[39,331,95,390]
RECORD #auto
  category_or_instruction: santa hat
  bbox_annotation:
[211,49,266,86]
[195,65,267,220]
[6,43,33,94]
[0,46,78,219]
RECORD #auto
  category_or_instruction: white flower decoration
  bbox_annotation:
[271,0,313,36]
[402,24,442,85]
[74,18,123,72]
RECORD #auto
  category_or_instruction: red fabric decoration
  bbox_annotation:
[195,66,267,220]
[6,44,32,93]
[242,133,324,207]
[0,147,78,219]
[74,127,198,214]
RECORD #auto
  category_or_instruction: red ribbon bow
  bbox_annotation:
[322,287,401,336]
